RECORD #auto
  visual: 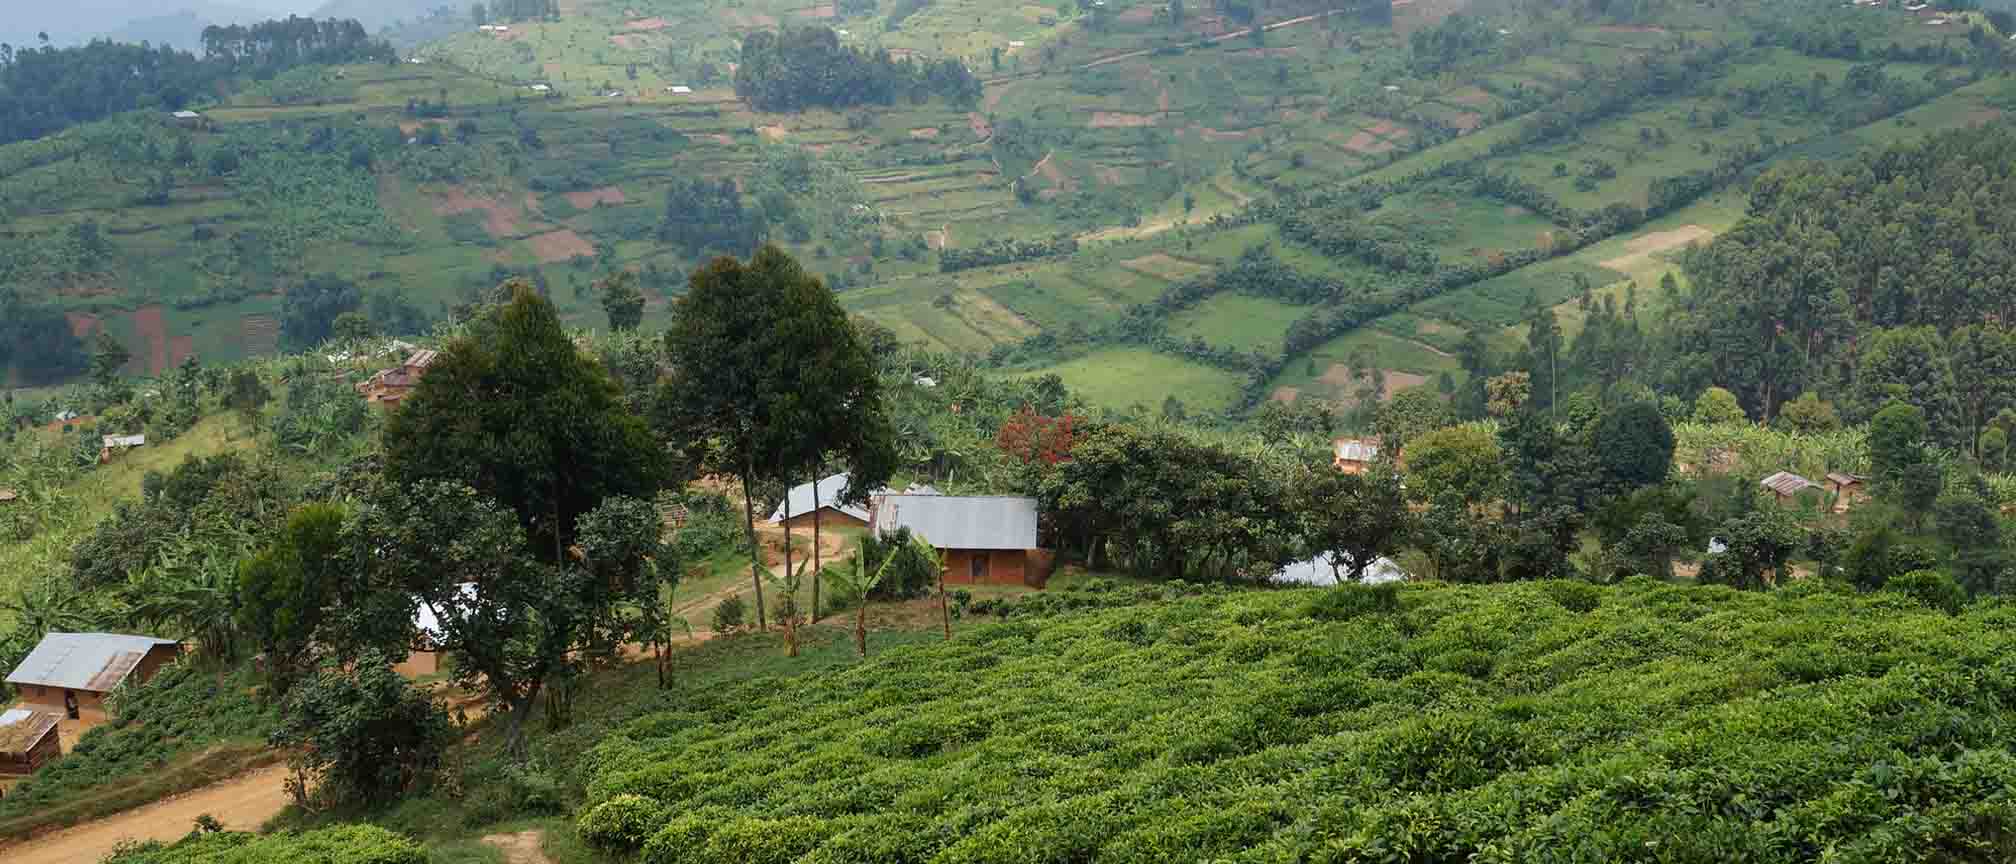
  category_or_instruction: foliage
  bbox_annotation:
[237,502,357,681]
[280,274,362,351]
[273,653,454,807]
[98,824,425,864]
[859,526,940,601]
[579,793,671,852]
[1404,423,1502,503]
[1885,569,1968,615]
[734,26,980,112]
[711,595,747,633]
[585,581,2016,863]
[385,282,670,554]
[1692,386,1746,425]
[1591,399,1675,493]
[598,270,646,332]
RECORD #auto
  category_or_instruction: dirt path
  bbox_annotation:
[1,765,291,864]
[483,830,556,864]
[982,10,1342,86]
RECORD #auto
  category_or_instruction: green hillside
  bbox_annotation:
[1,0,2012,411]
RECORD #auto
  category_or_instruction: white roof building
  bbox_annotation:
[1273,553,1408,586]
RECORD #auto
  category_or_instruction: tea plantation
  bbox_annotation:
[580,579,2016,863]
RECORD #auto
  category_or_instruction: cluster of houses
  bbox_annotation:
[357,348,439,406]
[1760,470,1866,513]
[1,633,182,783]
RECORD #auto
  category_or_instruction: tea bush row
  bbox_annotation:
[580,579,2016,862]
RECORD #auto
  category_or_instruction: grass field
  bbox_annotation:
[1020,347,1247,415]
[1167,294,1307,354]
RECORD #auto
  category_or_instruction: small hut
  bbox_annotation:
[0,489,19,505]
[1825,472,1866,513]
[770,474,873,531]
[1332,439,1381,475]
[99,434,145,463]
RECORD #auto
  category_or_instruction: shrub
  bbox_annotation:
[1303,582,1400,621]
[1884,569,1967,614]
[578,794,671,851]
[642,815,717,864]
[100,825,425,864]
[712,595,747,632]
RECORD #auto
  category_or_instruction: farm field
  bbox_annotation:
[1019,347,1247,415]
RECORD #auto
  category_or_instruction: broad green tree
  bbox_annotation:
[237,503,353,686]
[385,282,670,562]
[657,246,894,630]
[1403,423,1502,504]
[1591,399,1675,494]
[1296,462,1410,583]
[597,270,647,332]
[1691,386,1745,424]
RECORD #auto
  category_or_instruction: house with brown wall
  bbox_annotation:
[5,633,181,724]
[0,708,61,776]
[869,494,1045,587]
[1333,438,1382,474]
[770,473,874,532]
[358,349,440,406]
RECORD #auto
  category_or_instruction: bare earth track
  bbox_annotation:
[1,765,291,864]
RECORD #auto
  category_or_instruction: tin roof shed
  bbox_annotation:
[5,633,179,693]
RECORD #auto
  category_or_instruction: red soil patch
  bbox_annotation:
[1966,108,2004,126]
[527,229,595,262]
[168,336,195,368]
[66,312,100,340]
[1090,112,1157,128]
[1118,4,1157,22]
[705,133,736,145]
[1447,111,1484,132]
[133,305,169,375]
[983,80,1021,112]
[1097,167,1125,186]
[1367,120,1410,138]
[1317,366,1429,405]
[609,34,642,49]
[757,125,789,141]
[726,11,780,28]
[1158,87,1170,113]
[433,188,521,237]
[968,112,993,139]
[1271,386,1301,403]
[624,17,670,29]
[909,127,941,139]
[1448,86,1493,107]
[565,186,627,209]
[794,3,836,18]
[1343,131,1394,154]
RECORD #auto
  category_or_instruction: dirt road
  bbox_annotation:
[1,765,292,864]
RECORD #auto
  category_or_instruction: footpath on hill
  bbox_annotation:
[0,764,292,864]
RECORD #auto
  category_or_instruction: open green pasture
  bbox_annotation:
[1017,347,1247,414]
[1168,293,1307,354]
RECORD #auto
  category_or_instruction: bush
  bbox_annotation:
[1884,569,1967,614]
[578,794,671,851]
[1302,583,1400,621]
[272,655,452,807]
[712,595,747,633]
[100,825,425,864]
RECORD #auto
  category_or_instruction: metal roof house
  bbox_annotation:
[770,473,874,528]
[5,633,180,723]
[1332,438,1382,474]
[870,494,1045,586]
[1760,471,1817,501]
[0,708,61,776]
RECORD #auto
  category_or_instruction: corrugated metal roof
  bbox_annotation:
[1273,553,1407,586]
[102,434,145,449]
[4,633,178,692]
[0,709,59,755]
[1334,439,1380,462]
[406,349,439,370]
[1760,471,1815,496]
[770,474,874,523]
[872,495,1039,551]
[1825,472,1864,486]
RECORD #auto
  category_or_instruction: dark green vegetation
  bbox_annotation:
[580,579,2016,863]
[0,18,393,145]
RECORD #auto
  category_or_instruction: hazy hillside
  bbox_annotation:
[1,0,314,48]
[309,0,453,33]
[99,6,275,51]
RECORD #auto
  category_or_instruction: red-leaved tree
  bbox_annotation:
[997,406,1081,466]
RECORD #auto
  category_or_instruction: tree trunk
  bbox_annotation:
[812,500,823,623]
[504,676,544,759]
[741,469,767,631]
[855,600,868,657]
[938,566,952,641]
[782,475,794,637]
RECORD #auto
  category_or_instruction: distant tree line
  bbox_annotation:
[0,18,391,145]
[733,27,980,112]
[939,236,1080,272]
